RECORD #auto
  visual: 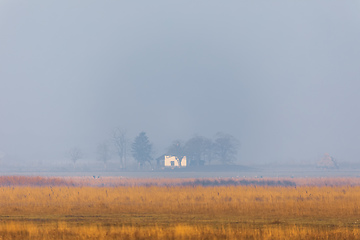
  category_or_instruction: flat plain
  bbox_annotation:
[0,176,360,239]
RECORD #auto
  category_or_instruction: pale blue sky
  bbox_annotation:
[1,1,360,164]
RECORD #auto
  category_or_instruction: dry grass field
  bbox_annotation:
[0,176,360,239]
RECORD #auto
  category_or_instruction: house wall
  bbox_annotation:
[164,155,187,167]
[181,156,187,166]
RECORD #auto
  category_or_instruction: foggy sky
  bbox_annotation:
[1,1,360,165]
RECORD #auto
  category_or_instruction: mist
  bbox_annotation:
[1,1,360,169]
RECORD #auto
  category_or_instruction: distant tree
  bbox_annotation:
[317,153,339,169]
[112,128,128,169]
[68,147,83,168]
[0,151,5,162]
[132,132,152,169]
[201,137,214,165]
[213,132,239,165]
[167,140,186,166]
[97,142,111,169]
[184,136,213,166]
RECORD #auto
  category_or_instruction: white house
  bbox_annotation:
[164,155,187,168]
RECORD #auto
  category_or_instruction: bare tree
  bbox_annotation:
[97,142,111,169]
[213,132,240,165]
[112,128,128,169]
[184,136,213,166]
[68,147,83,168]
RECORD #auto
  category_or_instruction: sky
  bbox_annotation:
[1,1,360,165]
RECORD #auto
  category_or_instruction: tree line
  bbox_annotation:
[165,133,239,167]
[67,129,240,169]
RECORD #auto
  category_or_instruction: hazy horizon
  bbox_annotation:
[1,1,360,167]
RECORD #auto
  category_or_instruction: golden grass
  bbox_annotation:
[3,175,360,187]
[0,177,360,239]
[0,221,360,240]
[1,185,359,218]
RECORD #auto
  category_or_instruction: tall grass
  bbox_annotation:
[0,184,359,218]
[0,176,360,239]
[0,221,359,240]
[2,175,360,187]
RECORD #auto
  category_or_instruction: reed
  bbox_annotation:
[0,221,359,240]
[0,176,359,239]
